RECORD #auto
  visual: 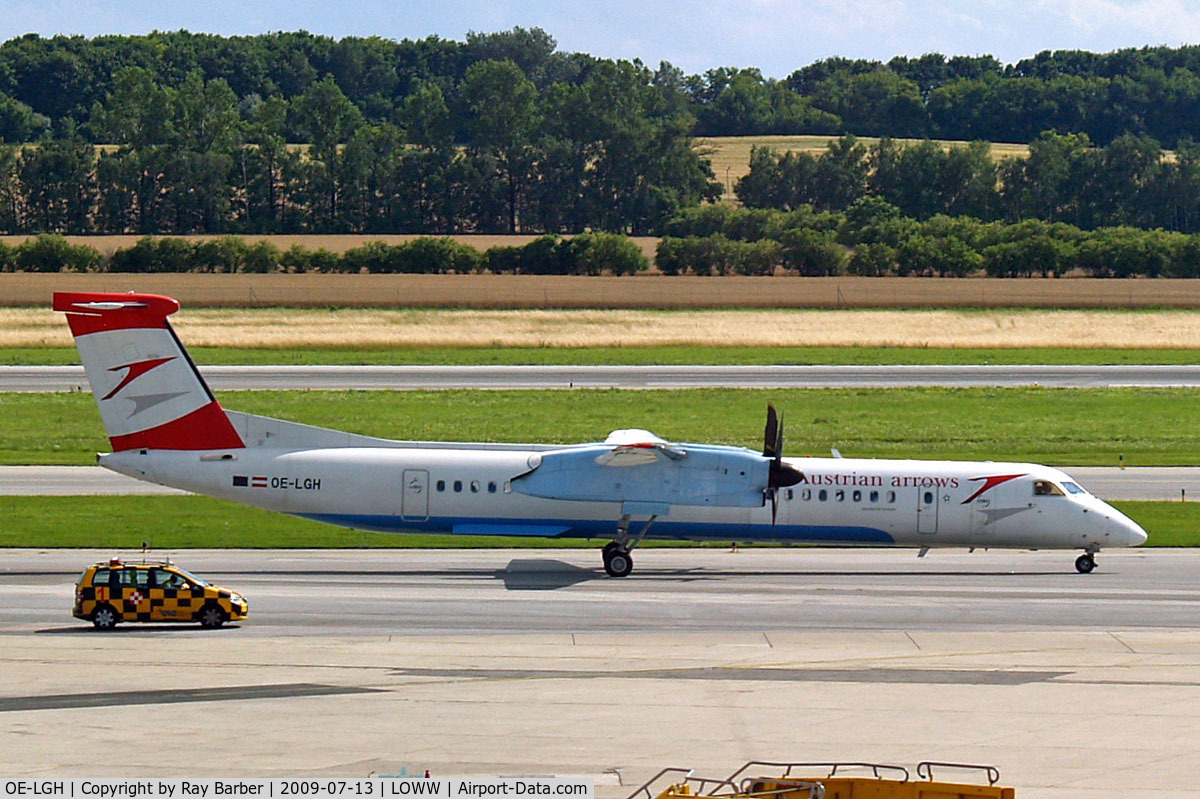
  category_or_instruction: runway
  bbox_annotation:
[4,548,1200,797]
[8,363,1200,391]
[2,464,1196,499]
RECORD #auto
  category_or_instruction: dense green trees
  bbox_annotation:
[737,133,1200,235]
[0,38,719,236]
[9,31,1200,240]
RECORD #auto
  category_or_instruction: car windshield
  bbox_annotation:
[172,568,210,587]
[1061,481,1088,495]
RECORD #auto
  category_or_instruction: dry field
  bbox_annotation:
[6,305,1200,349]
[699,135,1032,199]
[6,273,1200,310]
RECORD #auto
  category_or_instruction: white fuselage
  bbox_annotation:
[101,445,1147,551]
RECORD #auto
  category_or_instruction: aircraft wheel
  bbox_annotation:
[604,549,633,578]
[91,604,119,630]
[602,541,622,559]
[1075,553,1097,574]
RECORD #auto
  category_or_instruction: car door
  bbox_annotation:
[152,568,197,621]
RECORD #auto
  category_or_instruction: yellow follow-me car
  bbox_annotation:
[74,559,248,629]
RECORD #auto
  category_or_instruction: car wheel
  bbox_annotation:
[198,603,227,629]
[92,604,119,630]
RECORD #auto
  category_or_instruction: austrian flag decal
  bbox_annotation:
[233,475,268,488]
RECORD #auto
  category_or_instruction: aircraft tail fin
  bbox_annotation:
[53,292,244,452]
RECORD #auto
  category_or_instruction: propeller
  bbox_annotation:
[763,403,804,525]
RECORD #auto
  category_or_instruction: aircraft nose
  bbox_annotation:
[1108,511,1147,547]
[1124,518,1148,547]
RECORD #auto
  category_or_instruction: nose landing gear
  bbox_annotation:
[1075,546,1099,574]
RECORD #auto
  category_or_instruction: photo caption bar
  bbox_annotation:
[0,780,595,799]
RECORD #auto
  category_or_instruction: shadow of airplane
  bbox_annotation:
[498,558,600,590]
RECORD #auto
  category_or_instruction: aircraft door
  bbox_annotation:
[401,469,429,522]
[917,487,939,534]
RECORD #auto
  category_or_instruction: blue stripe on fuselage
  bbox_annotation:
[292,513,895,544]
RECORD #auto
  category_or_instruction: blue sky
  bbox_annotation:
[3,0,1200,77]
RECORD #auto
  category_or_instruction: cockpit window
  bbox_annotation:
[1061,481,1087,495]
[1033,480,1065,496]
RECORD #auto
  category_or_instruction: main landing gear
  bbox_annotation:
[602,541,633,578]
[601,513,658,578]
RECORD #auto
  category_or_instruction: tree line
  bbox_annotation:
[737,132,1200,234]
[9,201,1200,278]
[4,31,1200,149]
[658,201,1200,278]
[0,36,719,236]
[0,232,650,275]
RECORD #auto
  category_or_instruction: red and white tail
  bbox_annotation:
[53,292,244,452]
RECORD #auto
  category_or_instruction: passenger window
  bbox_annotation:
[835,490,844,502]
[785,489,793,500]
[887,491,896,503]
[852,490,862,502]
[801,488,811,501]
[436,480,445,492]
[869,490,879,503]
[488,482,497,493]
[453,480,462,493]
[818,489,827,501]
[1034,480,1064,496]
[116,569,137,587]
[470,480,480,493]
[924,491,934,504]
[91,568,110,586]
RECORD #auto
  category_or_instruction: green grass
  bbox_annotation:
[4,386,1200,466]
[0,496,1190,548]
[6,345,1200,366]
[1111,501,1200,547]
[0,495,602,549]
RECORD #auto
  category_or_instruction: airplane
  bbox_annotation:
[53,291,1147,577]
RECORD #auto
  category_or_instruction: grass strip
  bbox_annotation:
[6,346,1200,366]
[0,496,1188,548]
[4,387,1200,466]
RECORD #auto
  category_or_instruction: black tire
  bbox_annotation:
[198,603,227,629]
[91,604,119,630]
[602,541,621,558]
[1076,554,1097,574]
[605,549,633,578]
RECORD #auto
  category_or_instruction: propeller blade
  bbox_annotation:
[774,409,784,462]
[763,404,779,458]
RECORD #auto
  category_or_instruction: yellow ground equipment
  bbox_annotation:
[628,760,1015,799]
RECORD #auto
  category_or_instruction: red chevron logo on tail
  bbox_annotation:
[102,357,176,400]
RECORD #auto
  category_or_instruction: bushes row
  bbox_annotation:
[0,232,650,275]
[658,201,1200,278]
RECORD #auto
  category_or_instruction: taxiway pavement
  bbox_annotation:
[2,548,1199,798]
[9,363,1200,391]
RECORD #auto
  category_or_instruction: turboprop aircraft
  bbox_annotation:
[54,291,1147,576]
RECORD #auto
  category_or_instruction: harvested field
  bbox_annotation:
[6,306,1200,349]
[700,135,1032,199]
[6,273,1200,309]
